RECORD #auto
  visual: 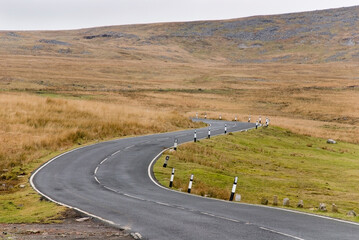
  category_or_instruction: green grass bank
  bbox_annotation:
[154,126,359,222]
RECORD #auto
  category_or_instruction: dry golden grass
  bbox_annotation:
[1,57,358,144]
[273,117,359,143]
[1,57,358,182]
[0,21,359,223]
[0,92,199,187]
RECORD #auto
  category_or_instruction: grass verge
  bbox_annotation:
[0,151,66,223]
[154,126,359,222]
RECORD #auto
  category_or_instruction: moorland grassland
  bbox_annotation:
[0,6,358,222]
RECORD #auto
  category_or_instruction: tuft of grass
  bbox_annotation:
[154,126,359,222]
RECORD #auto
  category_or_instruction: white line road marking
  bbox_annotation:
[200,212,216,217]
[259,227,305,240]
[94,176,100,184]
[156,137,170,141]
[216,215,240,223]
[100,158,108,165]
[123,193,146,201]
[103,186,117,192]
[176,134,187,137]
[155,201,171,207]
[111,150,121,156]
[94,166,99,175]
[125,145,135,150]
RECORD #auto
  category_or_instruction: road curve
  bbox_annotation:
[31,119,359,240]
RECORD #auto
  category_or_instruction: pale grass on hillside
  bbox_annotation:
[139,87,359,143]
[0,92,198,185]
[273,117,359,144]
[1,56,358,143]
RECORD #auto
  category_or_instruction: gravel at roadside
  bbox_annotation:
[0,210,134,240]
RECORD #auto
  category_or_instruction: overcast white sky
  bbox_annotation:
[0,0,358,30]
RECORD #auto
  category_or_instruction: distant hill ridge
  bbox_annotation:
[1,5,359,63]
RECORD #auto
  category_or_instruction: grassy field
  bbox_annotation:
[1,6,359,223]
[2,55,358,142]
[154,126,359,222]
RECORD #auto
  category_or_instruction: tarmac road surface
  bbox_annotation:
[31,119,359,239]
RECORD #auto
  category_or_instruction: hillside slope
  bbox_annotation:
[1,6,359,63]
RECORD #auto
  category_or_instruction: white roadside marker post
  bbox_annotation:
[188,174,194,193]
[194,130,197,142]
[235,116,237,121]
[229,176,238,201]
[248,115,251,123]
[224,124,227,134]
[169,168,175,188]
[204,113,207,119]
[208,127,211,139]
[163,156,169,168]
[219,114,222,120]
[174,138,178,151]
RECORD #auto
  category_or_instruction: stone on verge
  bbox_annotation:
[297,200,304,208]
[327,139,337,144]
[319,203,327,212]
[332,203,338,213]
[347,210,357,217]
[273,196,278,206]
[235,194,241,202]
[75,217,91,222]
[261,197,268,205]
[283,198,290,207]
[26,229,41,234]
[131,232,142,239]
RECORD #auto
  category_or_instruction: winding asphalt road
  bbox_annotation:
[31,119,359,239]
